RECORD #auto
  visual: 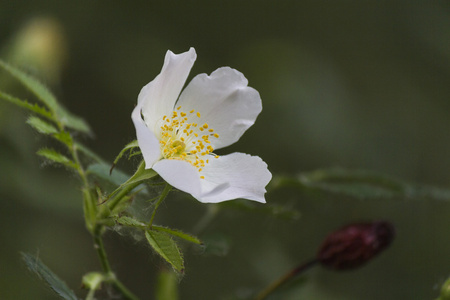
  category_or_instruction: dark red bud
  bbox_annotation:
[317,221,395,270]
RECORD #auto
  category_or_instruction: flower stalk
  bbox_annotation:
[254,259,317,300]
[148,183,172,228]
[254,221,395,299]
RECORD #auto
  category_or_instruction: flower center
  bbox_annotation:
[158,106,219,179]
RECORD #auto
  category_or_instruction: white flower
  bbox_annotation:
[132,48,271,203]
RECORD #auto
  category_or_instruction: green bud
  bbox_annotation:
[438,278,450,300]
[81,272,104,291]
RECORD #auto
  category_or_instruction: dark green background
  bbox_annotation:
[1,1,450,299]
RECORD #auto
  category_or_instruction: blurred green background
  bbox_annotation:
[1,1,450,299]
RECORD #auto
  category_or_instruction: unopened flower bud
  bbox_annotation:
[317,221,395,270]
[437,278,450,300]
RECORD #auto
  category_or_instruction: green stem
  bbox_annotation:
[93,225,140,300]
[254,259,317,300]
[111,278,140,300]
[70,142,140,300]
[93,226,112,273]
[148,184,172,228]
[107,180,143,213]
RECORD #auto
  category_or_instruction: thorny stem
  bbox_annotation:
[71,143,140,300]
[254,259,318,300]
[148,183,172,228]
[93,225,140,300]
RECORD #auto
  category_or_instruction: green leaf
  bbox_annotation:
[156,269,179,300]
[0,60,91,134]
[0,90,53,120]
[272,168,450,201]
[53,131,73,147]
[116,216,146,228]
[57,108,91,134]
[26,116,73,147]
[37,148,77,169]
[146,230,184,273]
[74,142,105,164]
[26,116,58,134]
[0,60,59,111]
[108,160,157,199]
[124,160,158,185]
[21,252,78,300]
[153,225,202,245]
[87,162,130,187]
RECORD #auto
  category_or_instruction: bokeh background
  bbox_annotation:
[1,1,450,299]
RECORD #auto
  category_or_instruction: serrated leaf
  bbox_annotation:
[53,131,73,147]
[0,60,59,111]
[21,252,78,300]
[153,225,202,245]
[272,168,450,201]
[27,116,58,134]
[37,148,77,169]
[146,230,184,273]
[116,216,146,228]
[0,90,53,120]
[0,60,91,134]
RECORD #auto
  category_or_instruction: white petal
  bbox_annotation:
[176,67,262,150]
[153,159,202,196]
[138,48,196,133]
[131,103,161,167]
[196,152,271,203]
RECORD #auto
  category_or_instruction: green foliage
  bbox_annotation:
[272,168,450,201]
[0,90,52,119]
[74,142,105,164]
[436,278,450,300]
[0,59,91,134]
[109,160,157,198]
[21,253,78,300]
[83,188,98,233]
[53,131,73,147]
[116,216,202,244]
[37,148,77,169]
[146,230,184,273]
[27,115,58,134]
[152,225,203,245]
[116,215,147,228]
[87,162,130,187]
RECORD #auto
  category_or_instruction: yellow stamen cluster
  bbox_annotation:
[159,106,220,178]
